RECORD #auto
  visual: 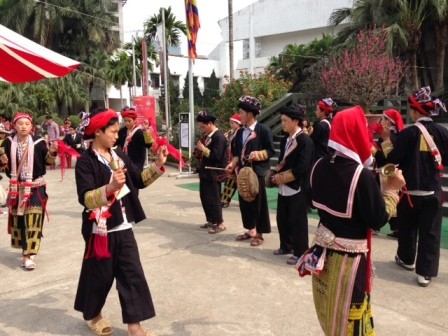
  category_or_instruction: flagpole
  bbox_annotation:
[188,58,194,174]
[162,9,170,140]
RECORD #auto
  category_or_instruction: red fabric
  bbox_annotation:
[409,95,434,116]
[229,113,241,124]
[383,109,404,131]
[84,109,117,136]
[318,100,334,115]
[0,24,79,83]
[12,112,32,124]
[147,119,185,167]
[56,139,81,181]
[121,110,138,119]
[329,106,372,165]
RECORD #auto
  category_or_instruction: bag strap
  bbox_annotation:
[414,122,443,170]
[16,147,29,178]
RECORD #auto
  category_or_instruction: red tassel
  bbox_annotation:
[93,234,111,260]
[437,164,444,171]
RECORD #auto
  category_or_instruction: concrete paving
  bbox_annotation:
[0,165,447,336]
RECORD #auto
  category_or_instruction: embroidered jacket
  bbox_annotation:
[75,147,163,240]
[232,122,275,176]
[277,131,314,191]
[116,126,153,169]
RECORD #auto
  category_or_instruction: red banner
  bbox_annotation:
[133,96,156,127]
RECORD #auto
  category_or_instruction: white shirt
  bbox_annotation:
[278,129,302,197]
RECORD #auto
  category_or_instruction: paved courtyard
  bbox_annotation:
[0,166,447,336]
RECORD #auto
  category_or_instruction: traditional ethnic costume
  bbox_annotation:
[372,109,404,236]
[296,106,400,336]
[196,111,228,231]
[310,98,336,162]
[74,109,164,324]
[62,131,84,169]
[274,105,314,264]
[221,114,241,207]
[232,96,275,244]
[1,113,56,261]
[116,108,154,169]
[382,87,448,286]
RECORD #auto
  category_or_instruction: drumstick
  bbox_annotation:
[205,166,227,171]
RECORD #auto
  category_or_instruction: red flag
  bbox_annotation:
[185,0,200,60]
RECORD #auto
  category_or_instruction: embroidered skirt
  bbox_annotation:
[8,185,47,255]
[312,250,375,336]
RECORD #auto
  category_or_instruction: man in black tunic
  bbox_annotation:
[195,111,228,233]
[382,86,448,287]
[74,108,168,336]
[226,96,275,246]
[271,104,314,265]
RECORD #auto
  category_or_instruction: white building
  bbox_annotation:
[104,0,353,111]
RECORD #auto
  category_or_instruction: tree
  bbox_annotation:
[202,70,221,109]
[123,36,158,89]
[212,71,291,124]
[144,6,187,47]
[105,51,134,108]
[320,29,404,112]
[329,0,447,90]
[267,35,335,92]
[182,71,203,107]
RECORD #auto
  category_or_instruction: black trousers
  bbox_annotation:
[396,192,442,277]
[74,229,155,324]
[276,191,309,257]
[199,178,223,224]
[238,176,271,233]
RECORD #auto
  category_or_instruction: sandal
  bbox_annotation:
[200,222,213,229]
[236,232,255,241]
[87,318,113,336]
[250,236,264,247]
[273,248,293,255]
[208,225,226,234]
[286,256,299,265]
[21,258,36,271]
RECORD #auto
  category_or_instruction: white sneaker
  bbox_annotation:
[395,255,415,271]
[417,275,431,287]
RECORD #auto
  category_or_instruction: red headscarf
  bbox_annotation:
[229,113,241,125]
[121,109,138,119]
[13,112,33,124]
[408,86,447,116]
[318,97,336,116]
[328,106,373,167]
[84,109,118,136]
[383,109,404,132]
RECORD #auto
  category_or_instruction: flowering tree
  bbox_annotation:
[321,28,405,112]
[212,70,292,125]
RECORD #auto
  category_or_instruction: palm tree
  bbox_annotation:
[105,51,134,106]
[144,6,187,47]
[123,37,158,73]
[267,35,334,92]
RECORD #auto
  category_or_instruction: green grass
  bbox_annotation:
[177,182,448,250]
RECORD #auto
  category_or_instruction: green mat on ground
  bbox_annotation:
[177,182,448,250]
